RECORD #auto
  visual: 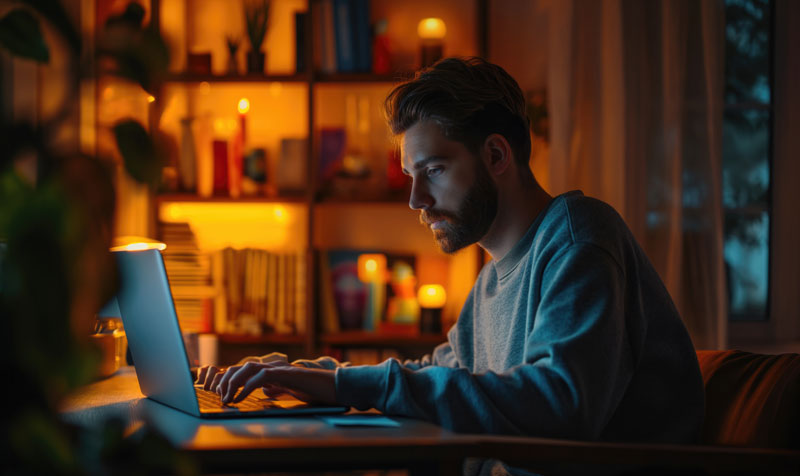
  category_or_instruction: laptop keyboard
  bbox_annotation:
[195,386,279,412]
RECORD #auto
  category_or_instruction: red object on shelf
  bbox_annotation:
[373,34,391,75]
[212,139,229,195]
[387,148,407,190]
[239,112,247,149]
[230,131,243,198]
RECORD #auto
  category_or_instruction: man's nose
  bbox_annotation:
[408,179,433,210]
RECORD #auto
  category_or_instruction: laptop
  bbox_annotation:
[113,247,348,418]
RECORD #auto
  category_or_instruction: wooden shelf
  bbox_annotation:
[144,1,485,359]
[163,72,412,85]
[217,333,306,345]
[315,196,409,205]
[156,193,308,204]
[313,72,413,83]
[320,330,447,347]
[165,72,310,83]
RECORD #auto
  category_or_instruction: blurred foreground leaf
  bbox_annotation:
[21,0,81,54]
[97,16,169,95]
[113,120,165,186]
[0,9,49,63]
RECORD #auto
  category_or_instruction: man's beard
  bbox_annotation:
[420,162,498,254]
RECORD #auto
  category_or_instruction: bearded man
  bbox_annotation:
[199,57,704,476]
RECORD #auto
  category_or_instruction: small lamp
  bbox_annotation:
[110,236,166,252]
[417,18,446,68]
[418,284,446,334]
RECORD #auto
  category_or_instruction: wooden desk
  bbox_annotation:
[60,367,475,474]
[63,368,800,475]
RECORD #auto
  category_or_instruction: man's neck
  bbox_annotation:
[480,181,552,261]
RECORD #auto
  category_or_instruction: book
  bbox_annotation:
[159,222,214,333]
[318,128,346,184]
[319,250,340,334]
[215,248,306,335]
[212,139,229,195]
[278,138,308,193]
[332,0,355,72]
[353,0,371,72]
[317,0,336,74]
[329,250,367,330]
[295,12,307,73]
[295,252,307,334]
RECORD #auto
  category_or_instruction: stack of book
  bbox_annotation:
[160,222,213,333]
[214,248,307,336]
[314,0,372,74]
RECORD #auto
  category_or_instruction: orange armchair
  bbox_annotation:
[471,350,800,475]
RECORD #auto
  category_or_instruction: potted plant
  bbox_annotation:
[244,0,270,74]
[0,1,192,473]
[225,34,241,75]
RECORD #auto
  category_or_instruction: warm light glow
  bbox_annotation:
[269,82,283,97]
[110,236,166,252]
[237,97,250,114]
[147,95,156,103]
[417,18,447,40]
[158,202,307,251]
[358,254,387,282]
[162,203,296,224]
[273,205,288,223]
[418,284,446,309]
[199,81,211,95]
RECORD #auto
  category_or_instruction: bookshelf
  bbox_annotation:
[117,0,488,363]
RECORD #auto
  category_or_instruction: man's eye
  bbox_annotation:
[426,167,443,177]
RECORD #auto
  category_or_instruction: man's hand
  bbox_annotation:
[197,361,337,406]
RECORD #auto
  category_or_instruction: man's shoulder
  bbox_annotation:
[535,192,633,260]
[538,192,624,237]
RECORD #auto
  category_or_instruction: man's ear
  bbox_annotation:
[483,133,513,175]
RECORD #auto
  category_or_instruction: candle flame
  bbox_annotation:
[238,98,250,114]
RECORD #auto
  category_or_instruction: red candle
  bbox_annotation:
[237,98,249,148]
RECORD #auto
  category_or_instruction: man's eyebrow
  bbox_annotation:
[401,156,443,175]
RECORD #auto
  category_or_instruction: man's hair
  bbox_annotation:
[385,57,531,169]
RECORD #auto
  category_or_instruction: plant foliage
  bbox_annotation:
[0,1,194,474]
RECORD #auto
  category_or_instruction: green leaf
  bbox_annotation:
[112,120,165,186]
[0,9,49,63]
[21,0,81,54]
[97,27,169,95]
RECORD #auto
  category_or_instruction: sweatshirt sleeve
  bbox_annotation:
[335,243,634,438]
[401,337,459,370]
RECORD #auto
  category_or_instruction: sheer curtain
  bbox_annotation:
[545,0,727,349]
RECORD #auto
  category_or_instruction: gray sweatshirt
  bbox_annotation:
[328,192,704,469]
[333,191,704,469]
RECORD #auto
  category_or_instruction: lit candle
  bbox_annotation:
[358,254,387,332]
[237,97,250,147]
[417,18,446,68]
[417,284,446,334]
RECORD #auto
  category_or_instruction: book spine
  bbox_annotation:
[321,0,336,73]
[295,12,307,73]
[353,0,371,72]
[319,250,340,334]
[332,0,354,72]
[212,250,227,333]
[296,251,307,334]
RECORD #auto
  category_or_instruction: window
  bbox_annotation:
[722,0,773,321]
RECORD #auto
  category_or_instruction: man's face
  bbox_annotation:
[401,121,498,254]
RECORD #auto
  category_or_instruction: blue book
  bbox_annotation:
[352,0,371,72]
[332,0,355,72]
